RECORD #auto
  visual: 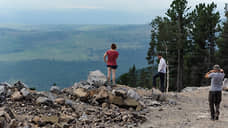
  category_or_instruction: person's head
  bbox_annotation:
[157,53,162,59]
[213,64,221,72]
[111,43,117,50]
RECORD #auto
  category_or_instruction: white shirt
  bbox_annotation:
[158,58,166,73]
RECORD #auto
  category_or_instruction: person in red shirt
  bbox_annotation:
[104,43,119,86]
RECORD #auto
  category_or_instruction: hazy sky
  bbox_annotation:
[0,0,227,24]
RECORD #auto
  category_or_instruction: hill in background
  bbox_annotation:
[0,24,150,90]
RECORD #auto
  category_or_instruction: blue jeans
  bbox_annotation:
[153,72,165,92]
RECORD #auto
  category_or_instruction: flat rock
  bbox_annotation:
[36,97,52,105]
[73,88,89,99]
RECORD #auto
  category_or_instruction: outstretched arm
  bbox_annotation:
[205,70,215,78]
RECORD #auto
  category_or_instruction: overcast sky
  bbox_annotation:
[0,0,227,24]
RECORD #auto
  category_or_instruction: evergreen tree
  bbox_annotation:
[217,8,228,76]
[187,3,220,86]
[128,64,137,87]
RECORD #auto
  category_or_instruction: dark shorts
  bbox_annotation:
[107,65,118,69]
[209,91,222,105]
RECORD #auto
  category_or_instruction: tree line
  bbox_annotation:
[117,0,228,91]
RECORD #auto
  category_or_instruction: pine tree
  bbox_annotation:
[217,8,228,76]
[186,2,220,86]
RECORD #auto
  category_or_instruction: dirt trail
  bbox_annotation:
[140,87,228,128]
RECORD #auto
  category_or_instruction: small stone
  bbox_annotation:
[122,115,128,122]
[55,98,65,105]
[102,102,108,109]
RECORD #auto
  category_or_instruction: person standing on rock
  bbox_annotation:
[104,43,119,86]
[153,53,166,92]
[205,64,225,120]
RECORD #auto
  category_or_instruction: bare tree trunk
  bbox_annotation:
[164,44,169,93]
[166,61,169,93]
[177,49,181,91]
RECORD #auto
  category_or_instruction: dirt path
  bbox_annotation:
[140,87,228,128]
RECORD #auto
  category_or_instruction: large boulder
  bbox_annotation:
[87,70,107,87]
[223,78,228,91]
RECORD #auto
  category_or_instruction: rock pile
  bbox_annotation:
[0,70,167,128]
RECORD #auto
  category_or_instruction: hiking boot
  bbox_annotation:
[211,116,215,121]
[215,111,219,120]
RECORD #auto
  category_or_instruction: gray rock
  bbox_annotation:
[79,112,89,122]
[79,81,90,86]
[182,87,198,92]
[168,99,177,105]
[36,97,53,105]
[73,82,81,89]
[50,86,61,94]
[0,82,13,88]
[127,89,140,100]
[0,86,7,95]
[73,82,94,90]
[87,70,107,87]
[65,99,73,107]
[6,89,13,97]
[13,81,28,90]
[20,88,30,97]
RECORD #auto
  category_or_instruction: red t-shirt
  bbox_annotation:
[106,50,119,66]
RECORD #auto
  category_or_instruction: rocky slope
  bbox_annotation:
[0,70,167,128]
[1,70,226,128]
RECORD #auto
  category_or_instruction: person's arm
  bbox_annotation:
[205,70,215,78]
[104,52,107,63]
[116,52,119,59]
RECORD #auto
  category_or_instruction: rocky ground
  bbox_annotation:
[0,70,227,128]
[141,87,228,128]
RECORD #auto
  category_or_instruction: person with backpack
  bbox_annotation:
[205,64,225,120]
[104,43,119,86]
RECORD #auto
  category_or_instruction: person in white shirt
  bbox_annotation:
[153,53,167,92]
